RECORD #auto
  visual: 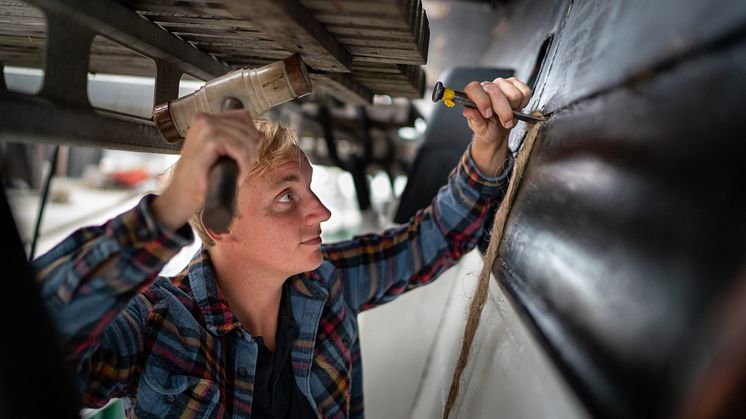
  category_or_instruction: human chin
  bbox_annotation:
[304,248,324,271]
[286,246,322,274]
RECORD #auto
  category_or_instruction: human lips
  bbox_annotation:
[301,233,322,246]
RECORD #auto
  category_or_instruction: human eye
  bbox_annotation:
[277,190,294,203]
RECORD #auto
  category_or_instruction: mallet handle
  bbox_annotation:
[201,97,243,233]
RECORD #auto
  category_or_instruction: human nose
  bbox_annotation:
[306,192,331,225]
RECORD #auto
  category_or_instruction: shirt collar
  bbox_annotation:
[187,247,330,336]
[187,247,243,336]
[287,259,332,301]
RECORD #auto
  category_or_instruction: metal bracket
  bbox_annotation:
[39,11,95,106]
[154,61,183,108]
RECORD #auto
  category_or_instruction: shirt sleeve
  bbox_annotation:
[33,194,192,368]
[324,145,512,313]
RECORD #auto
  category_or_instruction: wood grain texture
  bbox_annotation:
[0,0,429,103]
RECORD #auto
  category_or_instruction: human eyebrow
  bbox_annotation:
[273,174,299,187]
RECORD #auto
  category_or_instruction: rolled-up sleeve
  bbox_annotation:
[324,145,512,312]
[34,194,192,360]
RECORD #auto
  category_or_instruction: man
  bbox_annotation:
[35,77,532,418]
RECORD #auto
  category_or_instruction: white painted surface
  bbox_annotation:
[358,251,470,419]
[360,250,590,419]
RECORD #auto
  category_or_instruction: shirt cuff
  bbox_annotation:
[458,144,513,194]
[108,194,194,255]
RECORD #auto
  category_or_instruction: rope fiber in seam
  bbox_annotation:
[443,115,545,419]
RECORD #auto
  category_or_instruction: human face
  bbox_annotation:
[228,152,332,278]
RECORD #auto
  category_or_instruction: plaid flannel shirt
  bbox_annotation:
[35,147,510,418]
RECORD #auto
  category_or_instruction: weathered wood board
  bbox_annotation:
[0,0,429,103]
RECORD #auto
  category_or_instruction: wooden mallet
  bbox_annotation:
[153,55,312,233]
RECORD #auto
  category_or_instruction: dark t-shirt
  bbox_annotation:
[251,285,317,419]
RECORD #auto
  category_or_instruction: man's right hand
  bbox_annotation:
[152,110,262,231]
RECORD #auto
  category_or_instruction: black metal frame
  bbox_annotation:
[0,90,180,154]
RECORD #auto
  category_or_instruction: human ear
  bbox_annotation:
[201,211,234,243]
[206,228,232,243]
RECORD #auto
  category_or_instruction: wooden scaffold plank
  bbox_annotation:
[220,0,352,73]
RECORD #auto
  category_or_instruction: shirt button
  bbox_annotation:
[238,367,248,378]
[166,395,175,403]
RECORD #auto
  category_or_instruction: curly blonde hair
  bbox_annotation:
[188,119,301,247]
